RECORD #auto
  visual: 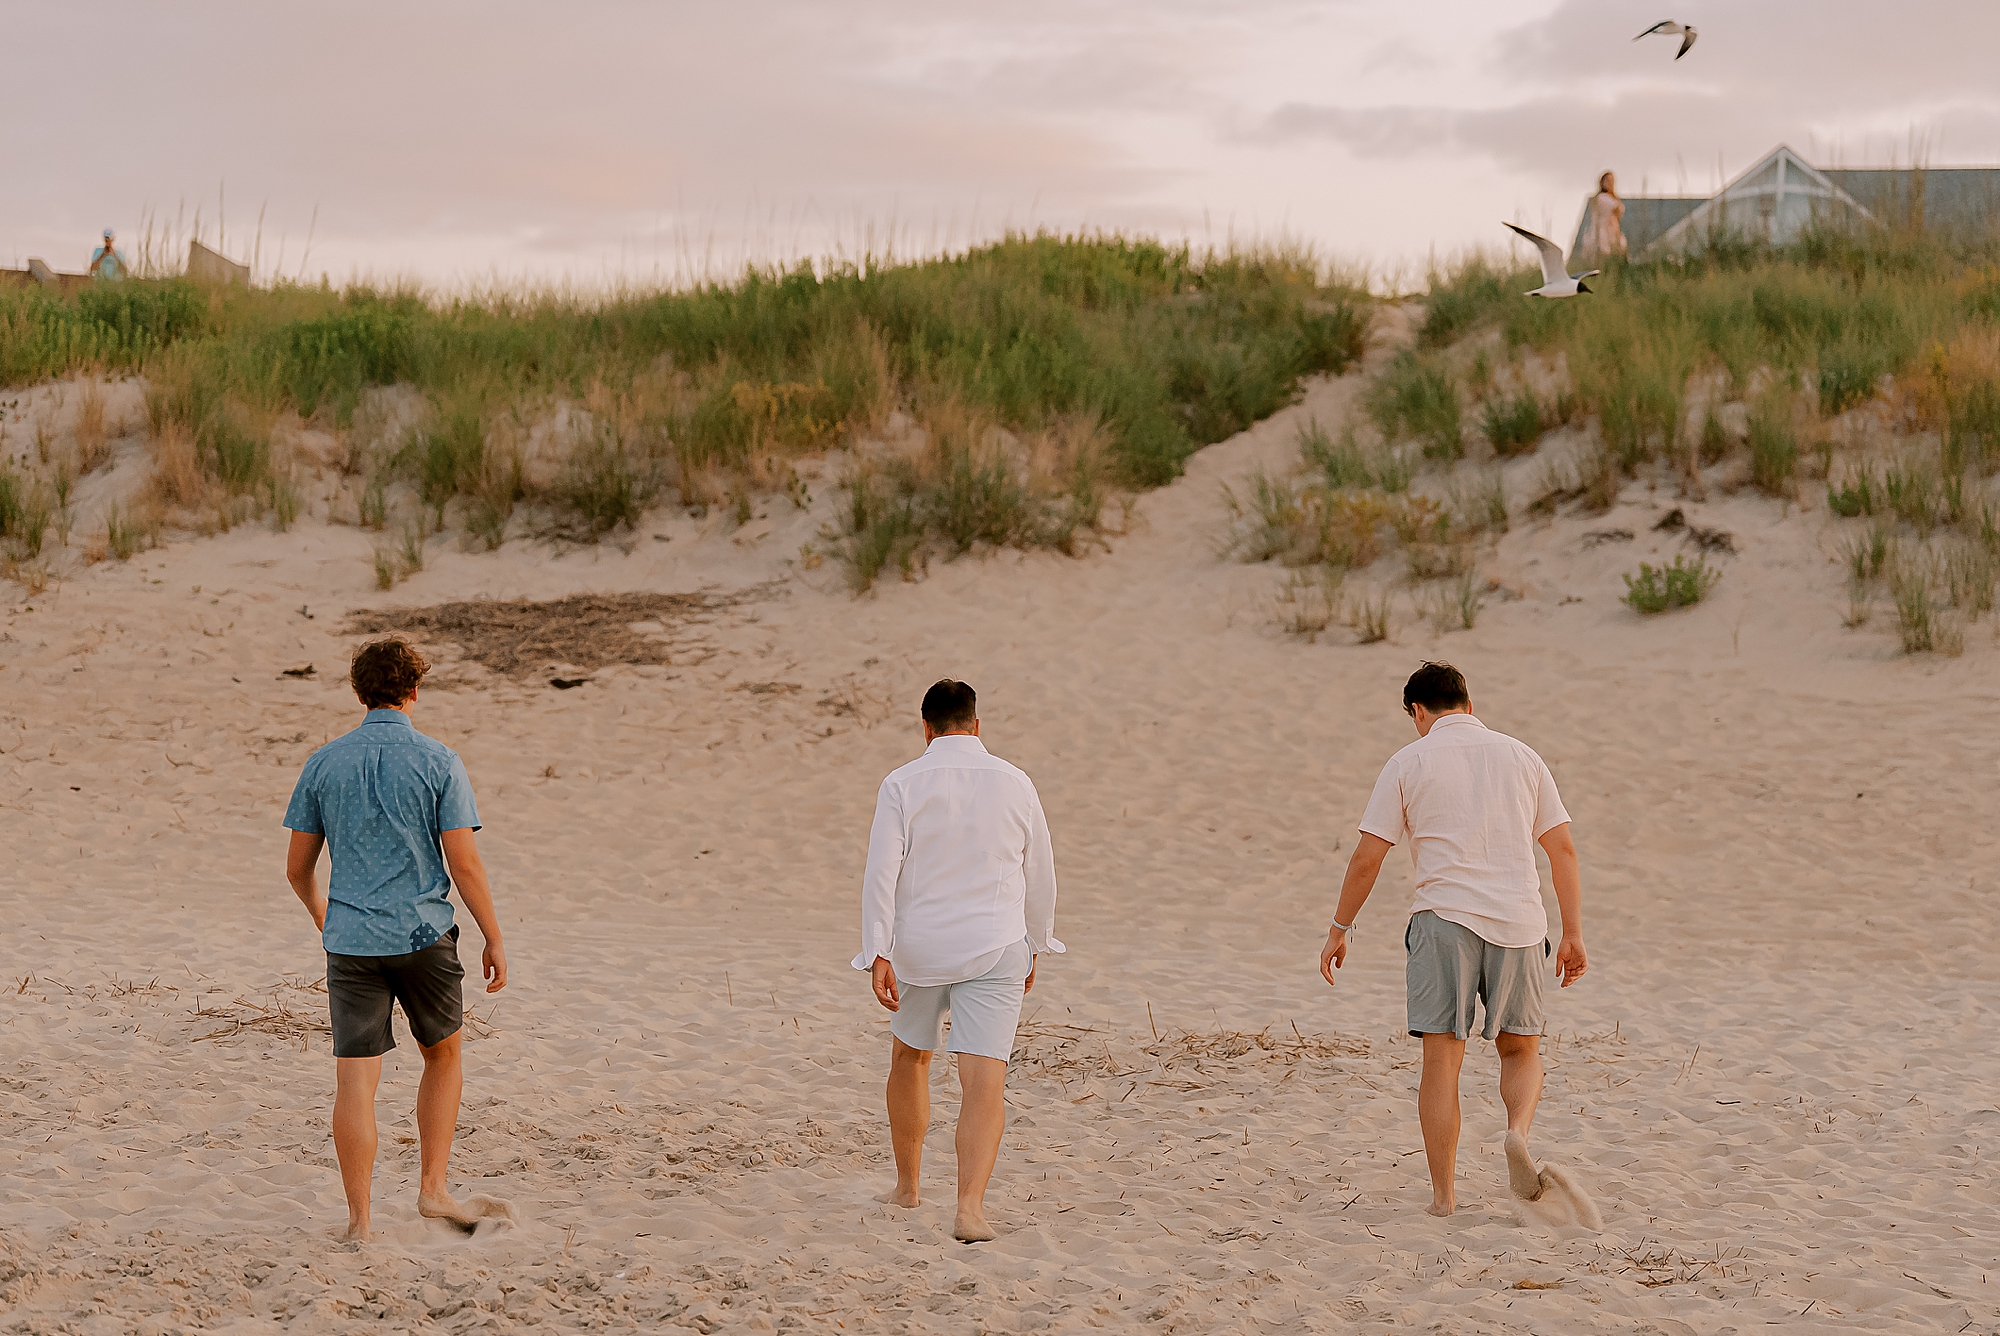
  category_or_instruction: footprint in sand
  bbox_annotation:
[1504,1131,1603,1232]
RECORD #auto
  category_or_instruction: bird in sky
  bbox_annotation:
[1633,20,1697,59]
[1503,222,1598,298]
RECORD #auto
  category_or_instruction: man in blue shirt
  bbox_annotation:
[284,637,509,1240]
[89,229,125,281]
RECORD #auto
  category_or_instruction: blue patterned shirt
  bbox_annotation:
[284,710,481,957]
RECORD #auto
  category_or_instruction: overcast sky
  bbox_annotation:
[4,0,1996,289]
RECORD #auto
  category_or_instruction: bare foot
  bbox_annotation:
[339,1220,372,1242]
[1424,1199,1455,1217]
[875,1185,921,1208]
[1504,1131,1545,1201]
[418,1190,480,1234]
[953,1210,996,1243]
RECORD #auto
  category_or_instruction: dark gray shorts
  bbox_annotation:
[327,926,465,1058]
[1405,911,1548,1040]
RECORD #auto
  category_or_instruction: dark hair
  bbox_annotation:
[921,679,978,732]
[350,638,430,709]
[1403,661,1469,715]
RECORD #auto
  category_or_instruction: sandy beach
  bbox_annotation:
[3,327,1998,1335]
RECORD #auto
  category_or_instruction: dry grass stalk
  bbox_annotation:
[147,422,210,511]
[73,382,111,474]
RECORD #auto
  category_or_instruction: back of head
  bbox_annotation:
[351,638,430,709]
[921,679,977,733]
[1403,660,1469,716]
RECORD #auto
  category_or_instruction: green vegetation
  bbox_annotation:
[1623,555,1719,614]
[1366,350,1461,461]
[1479,391,1546,456]
[0,235,1368,586]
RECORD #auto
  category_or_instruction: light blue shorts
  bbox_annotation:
[889,938,1033,1062]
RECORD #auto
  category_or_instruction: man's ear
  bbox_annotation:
[970,719,981,736]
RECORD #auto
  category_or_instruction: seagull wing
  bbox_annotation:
[1676,28,1697,58]
[1504,222,1567,286]
[1633,20,1683,40]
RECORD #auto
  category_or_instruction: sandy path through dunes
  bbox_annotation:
[3,333,1999,1333]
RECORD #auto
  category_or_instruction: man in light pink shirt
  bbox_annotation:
[1319,661,1588,1217]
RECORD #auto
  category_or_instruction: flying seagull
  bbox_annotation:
[1504,222,1598,298]
[1633,19,1697,59]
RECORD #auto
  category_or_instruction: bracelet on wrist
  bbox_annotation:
[1332,917,1355,933]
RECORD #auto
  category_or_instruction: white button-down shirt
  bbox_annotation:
[851,735,1064,987]
[1359,713,1571,948]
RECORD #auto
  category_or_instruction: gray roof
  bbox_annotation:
[1568,148,2000,262]
[1569,195,1702,262]
[1821,169,2000,237]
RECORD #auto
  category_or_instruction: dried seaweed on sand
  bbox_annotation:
[343,587,773,678]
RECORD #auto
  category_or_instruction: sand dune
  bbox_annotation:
[3,322,1998,1333]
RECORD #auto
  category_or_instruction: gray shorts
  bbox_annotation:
[1405,911,1548,1040]
[326,926,465,1058]
[890,939,1033,1062]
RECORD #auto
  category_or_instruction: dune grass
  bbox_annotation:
[0,234,1368,586]
[1415,226,2000,649]
[1623,555,1719,614]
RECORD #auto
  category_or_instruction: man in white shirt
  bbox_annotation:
[1318,662,1588,1217]
[854,679,1062,1243]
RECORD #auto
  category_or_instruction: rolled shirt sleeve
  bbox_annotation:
[1529,755,1571,839]
[1357,759,1408,846]
[851,779,906,970]
[1022,781,1064,958]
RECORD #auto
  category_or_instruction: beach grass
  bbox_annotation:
[0,234,1369,585]
[1623,555,1719,614]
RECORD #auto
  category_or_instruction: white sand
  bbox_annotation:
[3,327,1998,1333]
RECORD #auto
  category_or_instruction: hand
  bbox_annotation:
[1024,956,1037,994]
[1555,933,1587,987]
[482,940,508,993]
[1319,926,1348,987]
[871,956,900,1011]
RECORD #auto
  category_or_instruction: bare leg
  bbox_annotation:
[414,1031,475,1227]
[1417,1033,1466,1217]
[1495,1032,1544,1135]
[1496,1032,1546,1199]
[881,1038,931,1208]
[333,1056,383,1240]
[952,1054,1007,1242]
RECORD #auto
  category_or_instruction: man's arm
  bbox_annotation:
[1538,822,1587,986]
[285,831,328,931]
[856,783,905,1010]
[441,827,506,993]
[1319,833,1393,987]
[1021,787,1061,994]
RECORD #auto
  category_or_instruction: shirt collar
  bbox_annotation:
[363,708,413,727]
[1428,712,1485,733]
[926,734,987,754]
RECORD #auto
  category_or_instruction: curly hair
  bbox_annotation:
[1402,660,1469,715]
[349,638,430,709]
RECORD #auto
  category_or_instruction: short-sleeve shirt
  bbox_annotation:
[90,246,125,280]
[1358,713,1570,948]
[283,709,481,957]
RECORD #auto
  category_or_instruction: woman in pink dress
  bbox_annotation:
[1583,172,1628,264]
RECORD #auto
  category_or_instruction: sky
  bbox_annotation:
[4,0,1998,290]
